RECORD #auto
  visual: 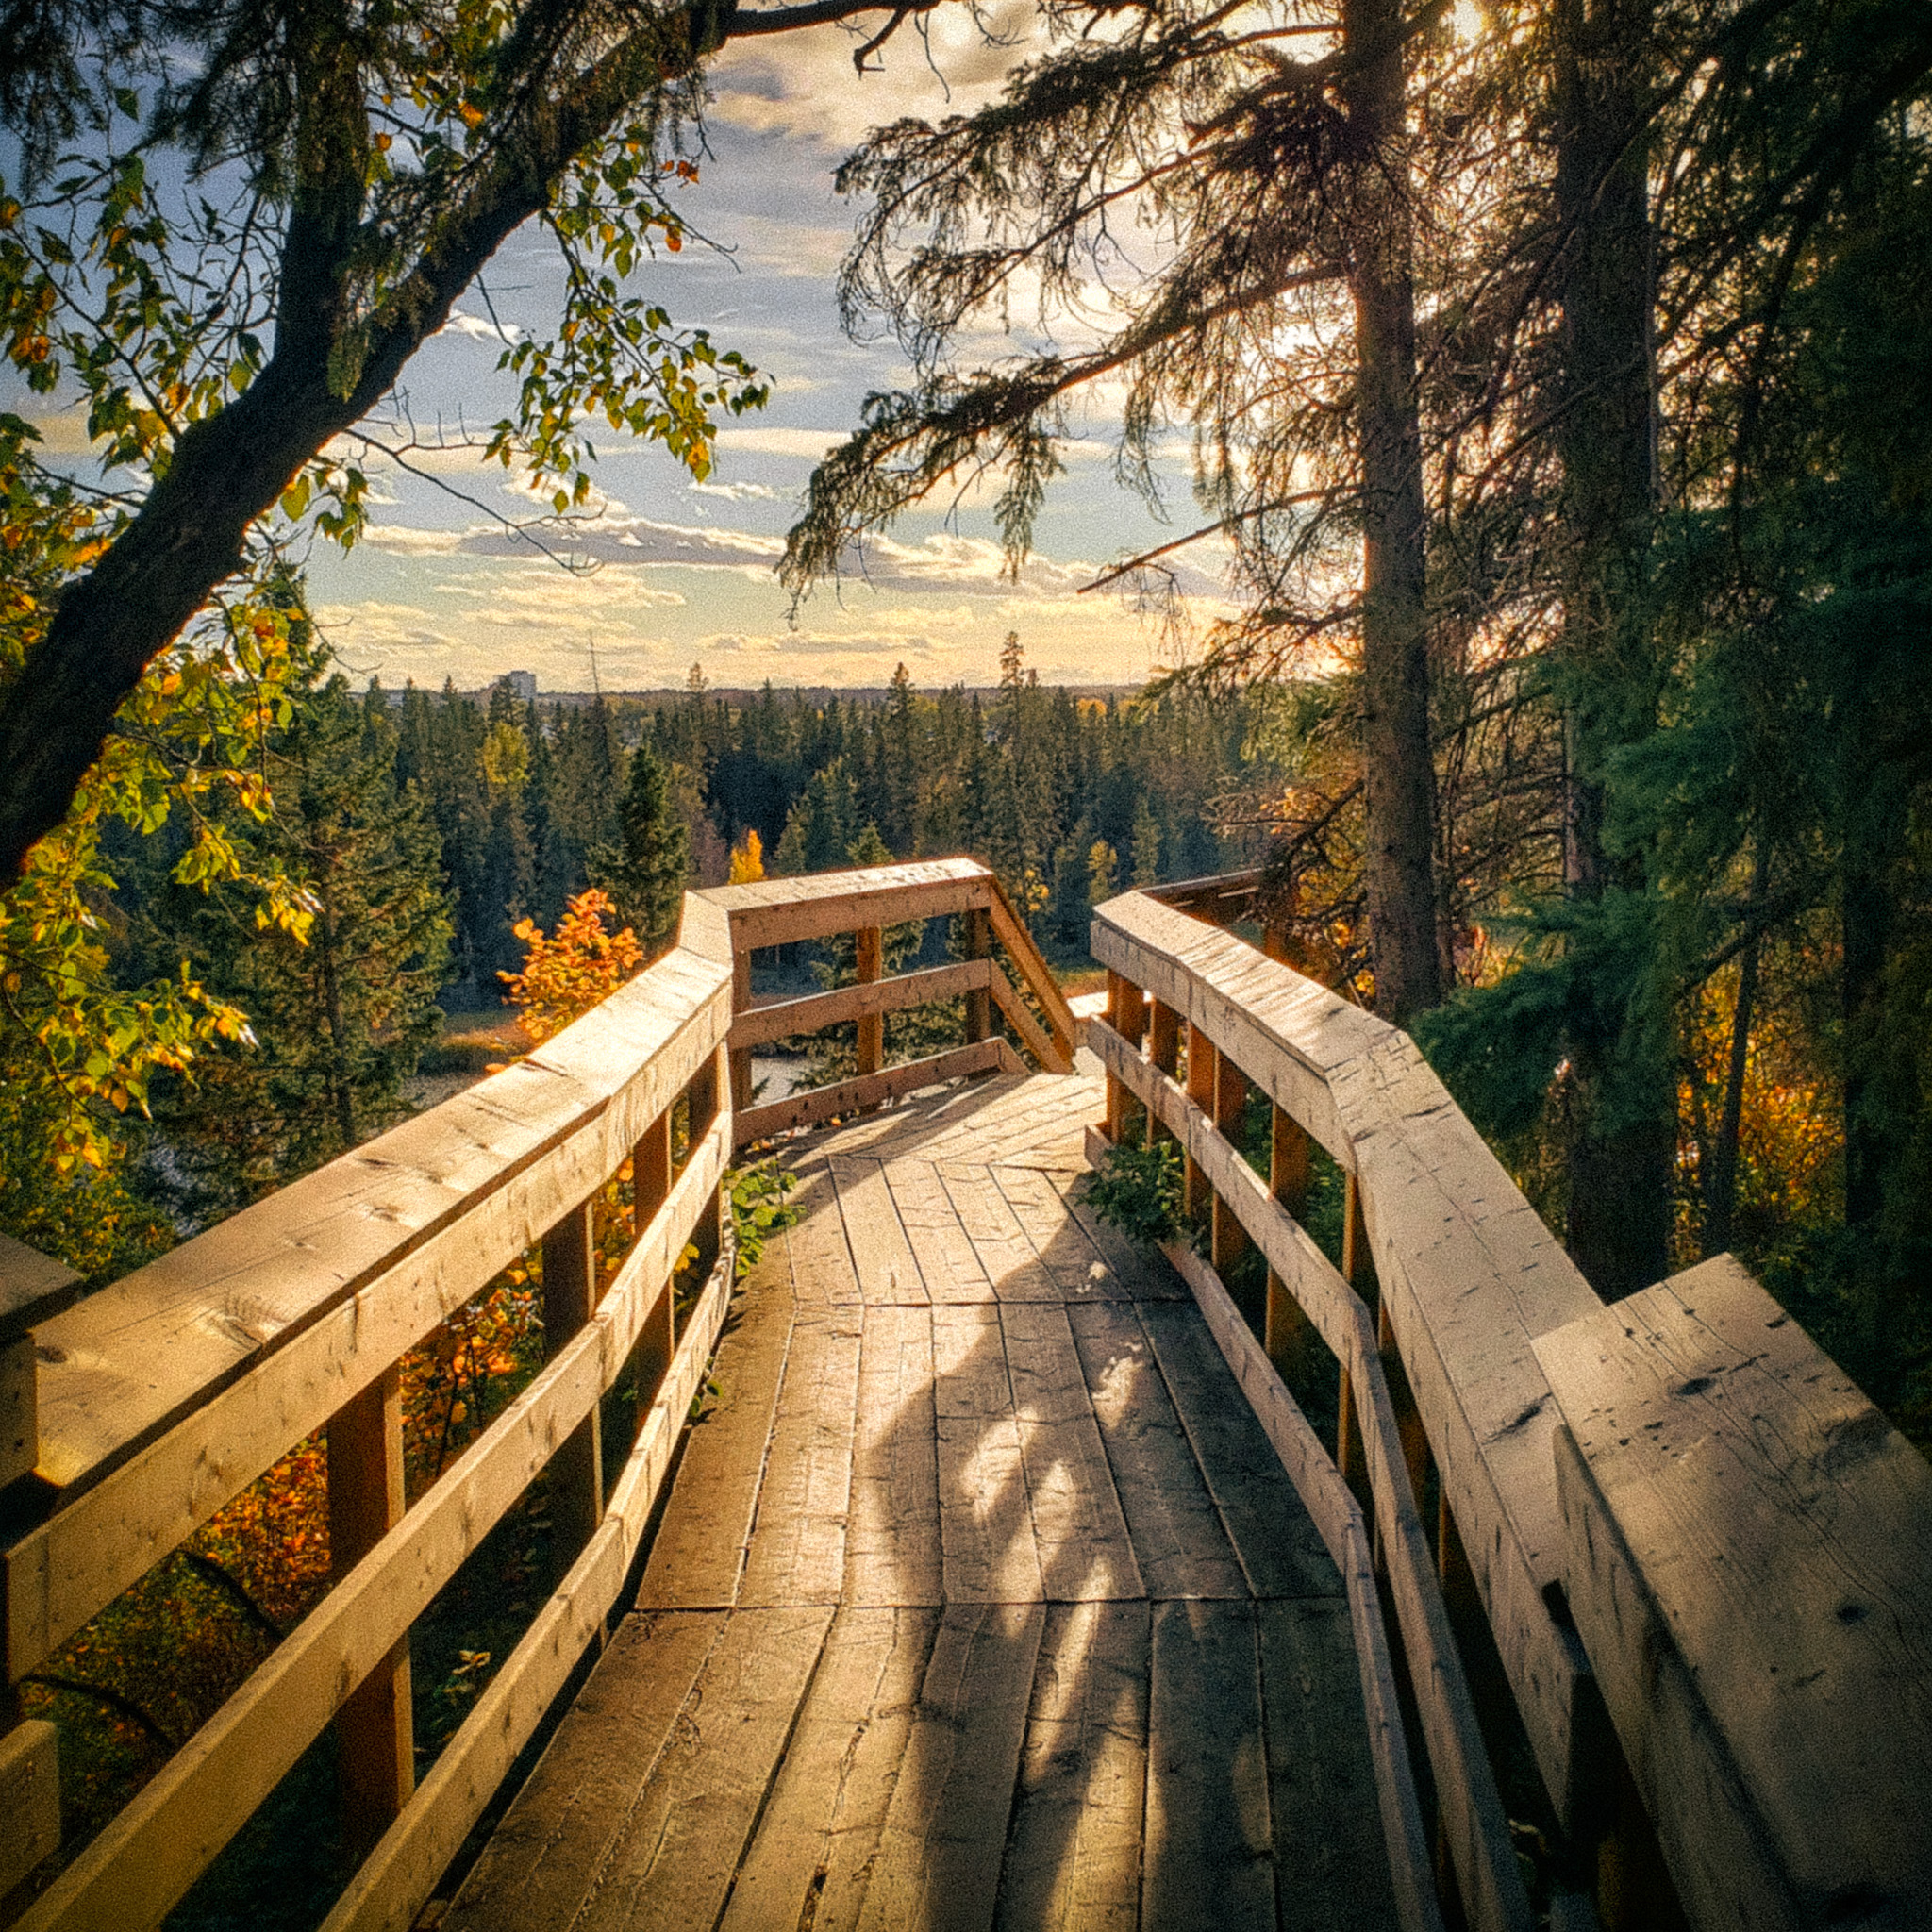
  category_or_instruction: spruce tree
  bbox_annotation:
[129,655,452,1216]
[603,741,691,961]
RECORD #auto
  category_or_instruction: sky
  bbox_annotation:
[288,9,1236,695]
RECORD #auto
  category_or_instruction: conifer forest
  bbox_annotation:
[1,0,1931,1921]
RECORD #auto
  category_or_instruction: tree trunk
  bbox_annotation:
[1553,0,1674,1299]
[1342,0,1442,1030]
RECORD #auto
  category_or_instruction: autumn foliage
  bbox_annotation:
[497,889,643,1043]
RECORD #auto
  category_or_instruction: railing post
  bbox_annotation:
[962,905,992,1045]
[1184,1022,1216,1225]
[541,1200,604,1569]
[1147,1000,1180,1147]
[1209,1049,1248,1276]
[1103,972,1147,1144]
[687,1046,725,1282]
[631,1108,675,1405]
[328,1364,412,1855]
[1336,1172,1370,1489]
[730,947,754,1120]
[1264,1103,1312,1374]
[855,924,884,1092]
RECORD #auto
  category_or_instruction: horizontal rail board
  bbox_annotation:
[13,1120,728,1932]
[320,1247,737,1932]
[728,959,991,1050]
[734,1038,1023,1144]
[703,858,991,953]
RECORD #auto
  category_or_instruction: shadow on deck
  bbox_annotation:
[442,1072,1396,1932]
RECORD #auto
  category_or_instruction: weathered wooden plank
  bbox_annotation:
[736,1039,1022,1145]
[729,958,991,1050]
[884,1159,996,1306]
[439,1611,725,1932]
[985,1164,1126,1302]
[933,1304,1045,1603]
[1000,1302,1145,1602]
[717,1606,940,1932]
[854,1601,1047,1932]
[1143,1599,1275,1930]
[845,1305,943,1607]
[934,1163,1064,1301]
[997,1599,1150,1932]
[572,1605,835,1932]
[1065,1300,1248,1600]
[1533,1257,1932,1932]
[636,1237,797,1610]
[738,1307,864,1607]
[1258,1597,1402,1932]
[782,1158,864,1312]
[831,1157,929,1307]
[1135,1301,1337,1601]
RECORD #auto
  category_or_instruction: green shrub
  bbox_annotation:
[1085,1139,1187,1248]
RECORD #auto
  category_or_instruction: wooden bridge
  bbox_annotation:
[0,858,1925,1932]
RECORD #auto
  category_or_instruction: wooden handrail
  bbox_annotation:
[1087,879,1932,1932]
[0,916,738,1931]
[697,858,1078,1148]
[0,858,1090,1929]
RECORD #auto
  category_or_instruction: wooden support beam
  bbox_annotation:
[1184,1022,1215,1227]
[686,1049,724,1281]
[962,908,992,1045]
[1103,972,1146,1141]
[730,951,754,1120]
[541,1201,604,1567]
[629,1110,675,1407]
[1265,1103,1314,1375]
[1337,1172,1371,1491]
[328,1366,411,1855]
[854,925,884,1087]
[1210,1048,1248,1276]
[1147,1000,1180,1148]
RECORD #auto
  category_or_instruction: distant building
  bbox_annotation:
[503,670,538,701]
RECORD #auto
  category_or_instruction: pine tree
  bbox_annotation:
[131,658,452,1216]
[602,740,691,960]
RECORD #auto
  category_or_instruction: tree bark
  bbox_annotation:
[1341,0,1442,1030]
[1553,0,1674,1299]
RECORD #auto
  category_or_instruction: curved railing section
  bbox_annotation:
[1086,882,1932,1932]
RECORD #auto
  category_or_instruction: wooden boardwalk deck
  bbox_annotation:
[444,1072,1397,1932]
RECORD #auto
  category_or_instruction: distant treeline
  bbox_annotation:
[389,646,1272,995]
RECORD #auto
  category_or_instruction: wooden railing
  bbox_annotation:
[708,856,1078,1144]
[1086,881,1932,1932]
[0,858,1071,1932]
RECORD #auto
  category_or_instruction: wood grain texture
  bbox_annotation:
[729,958,991,1050]
[997,1600,1150,1932]
[736,1039,1022,1145]
[1535,1256,1932,1932]
[855,1602,1046,1932]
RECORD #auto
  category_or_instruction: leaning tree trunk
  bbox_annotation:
[1552,0,1674,1299]
[1341,0,1442,1031]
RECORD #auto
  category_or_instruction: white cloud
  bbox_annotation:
[437,308,522,346]
[690,479,780,502]
[714,425,852,460]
